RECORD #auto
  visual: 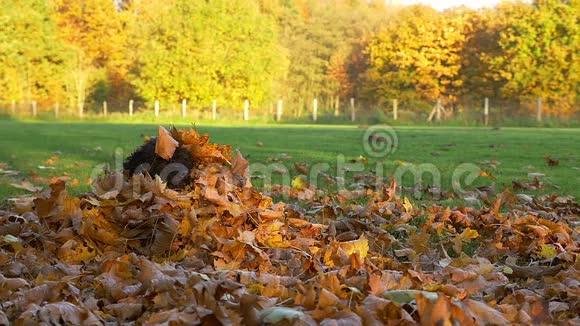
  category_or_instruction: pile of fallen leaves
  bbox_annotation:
[0,127,578,325]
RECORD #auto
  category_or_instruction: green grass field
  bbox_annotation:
[0,119,578,201]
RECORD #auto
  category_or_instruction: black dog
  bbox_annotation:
[123,138,194,188]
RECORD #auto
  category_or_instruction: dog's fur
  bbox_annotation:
[123,138,194,188]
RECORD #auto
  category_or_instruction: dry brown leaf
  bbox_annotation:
[155,126,179,160]
[463,298,509,325]
[232,150,251,187]
[10,180,42,192]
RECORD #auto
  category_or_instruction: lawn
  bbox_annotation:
[0,119,578,200]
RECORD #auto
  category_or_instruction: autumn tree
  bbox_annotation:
[458,6,506,102]
[364,5,468,109]
[327,1,390,113]
[51,0,127,113]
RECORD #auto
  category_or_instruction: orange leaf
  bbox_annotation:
[463,299,509,325]
[155,126,179,160]
[368,273,388,296]
[318,288,340,308]
[339,234,369,260]
[232,150,251,187]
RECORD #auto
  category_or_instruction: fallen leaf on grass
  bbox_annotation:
[291,175,307,190]
[395,160,411,167]
[10,181,42,192]
[512,177,542,191]
[528,172,545,178]
[44,156,59,166]
[478,160,500,170]
[294,162,309,174]
[544,155,560,167]
[350,155,368,164]
[478,170,495,180]
[0,168,19,176]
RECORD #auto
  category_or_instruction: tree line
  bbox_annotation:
[0,0,578,117]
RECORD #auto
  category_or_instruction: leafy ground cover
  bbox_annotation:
[0,125,578,324]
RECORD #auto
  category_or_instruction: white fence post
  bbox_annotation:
[211,100,217,120]
[55,102,59,118]
[484,97,489,126]
[31,101,37,117]
[78,102,84,119]
[312,98,318,122]
[129,100,134,116]
[181,99,187,118]
[103,101,107,117]
[243,100,249,121]
[393,99,398,121]
[276,99,283,121]
[154,100,160,118]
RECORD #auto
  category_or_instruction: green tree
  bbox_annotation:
[0,0,68,105]
[490,0,579,115]
[128,0,285,110]
[270,0,387,116]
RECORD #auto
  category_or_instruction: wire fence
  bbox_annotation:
[1,96,578,127]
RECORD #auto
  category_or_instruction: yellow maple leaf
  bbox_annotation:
[256,221,290,248]
[57,239,96,263]
[539,244,557,259]
[453,228,479,254]
[403,196,413,213]
[478,170,496,180]
[178,216,193,237]
[291,175,307,190]
[339,234,369,260]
